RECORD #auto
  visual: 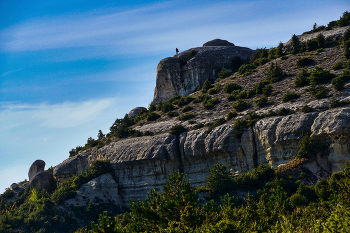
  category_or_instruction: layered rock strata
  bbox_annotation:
[54,107,350,207]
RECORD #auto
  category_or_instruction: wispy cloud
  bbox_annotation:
[1,0,344,57]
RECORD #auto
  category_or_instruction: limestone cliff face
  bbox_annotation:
[153,40,255,103]
[53,107,350,207]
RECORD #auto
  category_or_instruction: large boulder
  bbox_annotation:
[28,160,46,181]
[128,107,147,118]
[153,40,255,103]
[30,171,55,191]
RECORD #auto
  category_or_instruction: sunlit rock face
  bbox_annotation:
[153,40,255,103]
[53,107,350,207]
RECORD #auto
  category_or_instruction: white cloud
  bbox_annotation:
[1,0,346,56]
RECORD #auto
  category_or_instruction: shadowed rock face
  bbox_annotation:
[153,41,255,103]
[30,172,55,191]
[28,160,46,181]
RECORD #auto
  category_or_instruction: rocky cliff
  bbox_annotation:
[16,27,350,210]
[53,106,350,207]
[153,39,255,103]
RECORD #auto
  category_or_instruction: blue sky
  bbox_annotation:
[0,0,349,193]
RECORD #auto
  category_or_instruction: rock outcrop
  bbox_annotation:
[153,40,255,103]
[28,160,45,181]
[128,107,147,118]
[53,107,350,207]
[64,173,124,207]
[30,171,55,191]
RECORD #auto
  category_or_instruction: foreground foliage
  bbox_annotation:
[89,159,350,233]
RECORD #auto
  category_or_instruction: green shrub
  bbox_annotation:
[332,76,346,90]
[233,99,251,112]
[223,83,241,93]
[294,69,310,87]
[208,84,221,95]
[1,189,14,199]
[250,48,269,65]
[197,93,211,102]
[301,105,313,113]
[235,164,274,189]
[205,163,234,193]
[193,123,204,130]
[169,124,187,135]
[227,111,237,121]
[202,80,213,90]
[238,64,256,76]
[173,96,194,107]
[218,68,233,79]
[309,66,336,84]
[296,57,313,67]
[148,101,156,111]
[226,93,236,101]
[213,118,226,127]
[262,85,273,96]
[306,40,319,51]
[167,111,179,118]
[232,119,248,138]
[332,61,344,70]
[291,34,300,54]
[178,112,194,121]
[308,84,329,99]
[182,105,193,112]
[290,193,308,207]
[296,134,327,159]
[255,81,266,94]
[266,62,285,83]
[344,40,350,59]
[276,108,294,116]
[316,33,325,48]
[203,97,219,110]
[254,96,268,107]
[147,112,160,121]
[282,92,299,102]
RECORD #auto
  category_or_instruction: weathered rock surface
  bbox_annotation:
[30,171,55,191]
[53,106,350,207]
[128,107,147,118]
[64,173,124,207]
[28,160,45,181]
[311,107,350,172]
[153,40,255,103]
[54,154,89,184]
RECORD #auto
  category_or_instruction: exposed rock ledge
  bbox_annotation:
[153,40,255,103]
[54,107,350,207]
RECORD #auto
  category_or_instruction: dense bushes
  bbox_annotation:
[254,96,268,107]
[178,112,194,121]
[282,91,299,102]
[232,99,251,112]
[294,69,310,87]
[223,83,241,93]
[206,163,234,193]
[296,57,313,67]
[169,124,187,135]
[309,66,336,84]
[265,62,285,83]
[296,134,327,159]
